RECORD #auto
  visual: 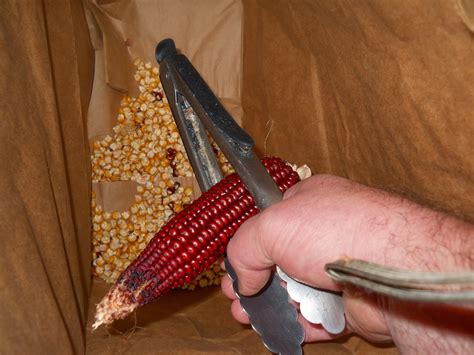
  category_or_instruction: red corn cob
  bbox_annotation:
[93,157,300,329]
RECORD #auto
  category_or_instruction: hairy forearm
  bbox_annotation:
[223,174,473,350]
[360,187,473,273]
[361,189,474,353]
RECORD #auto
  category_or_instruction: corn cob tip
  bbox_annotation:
[92,284,139,330]
[292,164,312,180]
[93,157,301,328]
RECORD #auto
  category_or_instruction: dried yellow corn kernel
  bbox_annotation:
[90,59,232,285]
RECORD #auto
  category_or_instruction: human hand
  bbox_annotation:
[221,174,473,349]
[221,174,393,343]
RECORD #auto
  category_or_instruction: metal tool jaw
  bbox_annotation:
[156,39,282,209]
[156,38,345,354]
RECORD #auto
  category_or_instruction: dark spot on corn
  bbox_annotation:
[100,157,300,317]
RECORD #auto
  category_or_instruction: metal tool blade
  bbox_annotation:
[156,38,345,353]
[226,260,304,355]
[277,268,345,334]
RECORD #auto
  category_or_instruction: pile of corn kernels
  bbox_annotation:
[91,59,229,287]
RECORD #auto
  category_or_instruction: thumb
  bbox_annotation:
[227,195,344,296]
[226,212,276,296]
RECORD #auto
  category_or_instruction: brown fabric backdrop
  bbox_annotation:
[1,0,472,354]
[242,0,474,223]
[0,0,93,354]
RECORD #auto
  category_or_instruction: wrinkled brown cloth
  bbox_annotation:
[242,0,474,222]
[86,280,396,355]
[0,0,93,354]
[1,0,473,354]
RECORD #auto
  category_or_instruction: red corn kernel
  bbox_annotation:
[93,157,300,328]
